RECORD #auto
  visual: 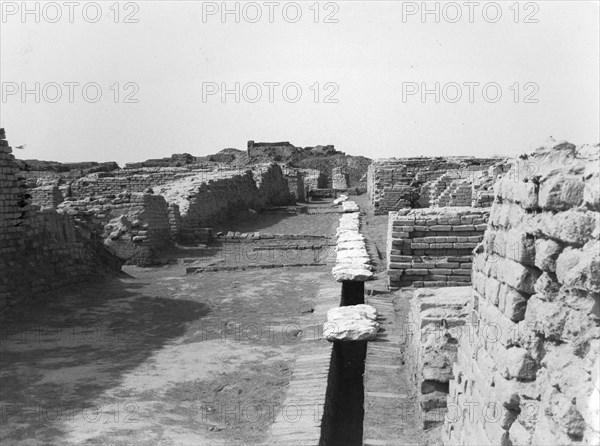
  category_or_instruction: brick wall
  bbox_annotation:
[443,141,600,445]
[332,167,349,190]
[387,207,489,289]
[57,193,174,266]
[29,185,63,209]
[280,165,306,202]
[0,129,122,314]
[407,287,470,429]
[367,157,503,214]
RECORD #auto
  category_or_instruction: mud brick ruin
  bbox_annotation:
[443,142,600,445]
[1,126,598,446]
[0,129,122,313]
[387,207,489,289]
[367,157,506,214]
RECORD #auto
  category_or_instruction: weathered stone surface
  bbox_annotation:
[327,304,378,322]
[323,318,379,341]
[331,265,374,282]
[342,200,359,213]
[443,142,600,446]
[333,204,374,282]
[333,194,348,205]
[534,238,562,272]
[539,170,585,211]
[555,241,600,293]
[499,347,537,381]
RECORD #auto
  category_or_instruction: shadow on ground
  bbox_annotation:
[0,277,209,445]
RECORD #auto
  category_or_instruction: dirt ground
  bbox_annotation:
[0,195,432,446]
[0,201,341,445]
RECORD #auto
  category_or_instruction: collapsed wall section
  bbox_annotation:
[443,142,600,446]
[0,129,122,314]
[57,193,174,266]
[387,208,489,289]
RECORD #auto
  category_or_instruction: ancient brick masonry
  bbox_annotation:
[279,164,306,202]
[29,184,63,209]
[367,157,502,214]
[0,129,122,314]
[387,207,489,289]
[158,164,293,244]
[443,142,600,446]
[407,287,471,429]
[332,167,349,190]
[57,193,174,266]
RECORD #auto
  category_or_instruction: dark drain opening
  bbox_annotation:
[340,281,365,306]
[320,341,367,446]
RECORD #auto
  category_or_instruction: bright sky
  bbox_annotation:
[1,1,598,165]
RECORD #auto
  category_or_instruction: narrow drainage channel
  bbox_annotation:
[320,280,367,446]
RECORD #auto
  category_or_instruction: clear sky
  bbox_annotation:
[1,1,598,165]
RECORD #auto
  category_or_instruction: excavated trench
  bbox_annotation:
[320,282,367,446]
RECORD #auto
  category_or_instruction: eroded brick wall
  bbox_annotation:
[57,193,174,266]
[0,129,122,314]
[332,167,349,190]
[443,142,600,445]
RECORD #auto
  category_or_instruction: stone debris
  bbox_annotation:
[333,194,348,205]
[324,304,380,341]
[327,304,378,321]
[332,210,374,282]
[341,200,360,213]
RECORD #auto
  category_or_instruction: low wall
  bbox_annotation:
[443,141,600,446]
[159,164,293,244]
[57,193,174,266]
[387,208,489,289]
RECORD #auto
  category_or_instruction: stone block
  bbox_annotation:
[555,241,600,293]
[538,171,585,211]
[534,238,562,272]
